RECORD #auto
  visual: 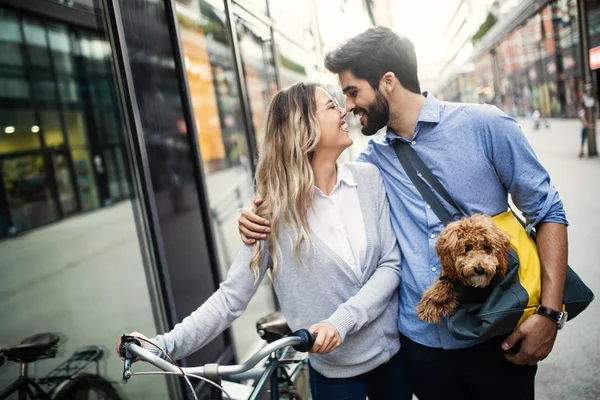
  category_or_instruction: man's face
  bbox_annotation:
[338,70,390,136]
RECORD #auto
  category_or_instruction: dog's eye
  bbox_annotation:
[465,245,472,252]
[484,245,492,252]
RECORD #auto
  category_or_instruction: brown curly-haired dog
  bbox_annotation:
[416,213,511,324]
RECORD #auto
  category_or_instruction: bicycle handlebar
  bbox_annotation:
[121,329,316,382]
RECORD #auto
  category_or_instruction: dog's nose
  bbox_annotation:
[474,266,485,275]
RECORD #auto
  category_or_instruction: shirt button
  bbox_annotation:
[426,204,431,209]
[431,266,437,272]
[411,140,417,145]
[430,233,436,239]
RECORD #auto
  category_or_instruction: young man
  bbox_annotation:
[238,27,568,400]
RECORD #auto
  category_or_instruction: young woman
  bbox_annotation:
[116,83,410,400]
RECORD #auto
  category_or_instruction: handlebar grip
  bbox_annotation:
[290,329,317,352]
[119,335,142,359]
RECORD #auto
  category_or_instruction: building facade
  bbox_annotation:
[439,0,600,119]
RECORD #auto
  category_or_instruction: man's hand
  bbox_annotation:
[308,322,342,354]
[238,198,270,244]
[502,314,558,365]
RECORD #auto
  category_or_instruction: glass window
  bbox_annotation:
[52,151,77,214]
[64,111,88,146]
[177,0,277,360]
[274,32,319,87]
[0,71,29,99]
[0,9,24,67]
[58,77,79,103]
[23,19,50,68]
[268,0,314,47]
[48,24,73,73]
[40,110,65,147]
[0,5,169,399]
[1,154,57,232]
[32,73,57,102]
[0,109,41,154]
[237,18,277,149]
[99,109,120,144]
[70,147,98,210]
[102,148,122,200]
[79,34,109,74]
[237,0,267,16]
[114,147,131,197]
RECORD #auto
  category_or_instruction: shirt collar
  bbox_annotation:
[336,162,357,187]
[314,163,357,197]
[385,91,441,142]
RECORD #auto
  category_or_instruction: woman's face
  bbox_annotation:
[314,88,351,155]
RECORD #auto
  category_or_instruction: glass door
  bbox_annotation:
[51,150,78,215]
[236,16,278,150]
[1,152,58,234]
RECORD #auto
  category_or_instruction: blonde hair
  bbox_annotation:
[249,82,322,279]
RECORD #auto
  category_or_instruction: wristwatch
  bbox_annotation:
[535,305,568,330]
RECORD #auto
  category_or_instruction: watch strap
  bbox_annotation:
[535,305,561,323]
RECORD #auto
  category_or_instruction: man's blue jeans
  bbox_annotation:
[308,350,411,400]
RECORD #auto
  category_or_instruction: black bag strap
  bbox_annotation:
[392,140,466,226]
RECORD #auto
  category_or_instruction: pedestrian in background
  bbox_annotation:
[578,100,595,158]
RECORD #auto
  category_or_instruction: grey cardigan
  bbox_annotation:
[150,162,401,378]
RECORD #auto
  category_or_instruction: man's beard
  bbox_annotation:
[355,90,390,136]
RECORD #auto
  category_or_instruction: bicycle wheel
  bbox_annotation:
[53,374,121,400]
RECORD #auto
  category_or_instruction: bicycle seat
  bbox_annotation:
[2,333,59,363]
[256,311,292,343]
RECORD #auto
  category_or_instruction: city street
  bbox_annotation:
[515,118,600,399]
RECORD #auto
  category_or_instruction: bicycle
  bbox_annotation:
[0,332,121,399]
[119,313,316,400]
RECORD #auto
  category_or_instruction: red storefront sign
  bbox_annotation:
[590,46,600,70]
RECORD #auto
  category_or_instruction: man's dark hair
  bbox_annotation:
[324,26,421,94]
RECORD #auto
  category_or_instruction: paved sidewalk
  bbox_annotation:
[516,117,600,399]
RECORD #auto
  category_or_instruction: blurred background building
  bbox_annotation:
[0,0,391,399]
[427,0,600,119]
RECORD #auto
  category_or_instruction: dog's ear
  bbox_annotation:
[435,222,463,279]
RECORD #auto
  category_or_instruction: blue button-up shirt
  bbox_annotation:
[357,93,568,349]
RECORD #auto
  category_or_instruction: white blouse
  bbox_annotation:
[308,163,367,278]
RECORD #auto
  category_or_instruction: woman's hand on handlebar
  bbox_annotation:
[115,331,148,362]
[308,322,341,354]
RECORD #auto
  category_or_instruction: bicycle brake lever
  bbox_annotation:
[120,334,142,384]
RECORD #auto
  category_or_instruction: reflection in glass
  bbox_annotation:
[64,111,87,146]
[23,19,50,68]
[274,32,318,87]
[177,0,276,360]
[32,73,57,102]
[40,110,65,147]
[0,5,165,398]
[0,9,23,67]
[0,72,29,99]
[237,18,278,150]
[103,149,121,200]
[71,147,98,210]
[268,0,314,47]
[58,78,79,103]
[52,152,77,214]
[0,109,41,154]
[2,154,57,232]
[48,24,73,73]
